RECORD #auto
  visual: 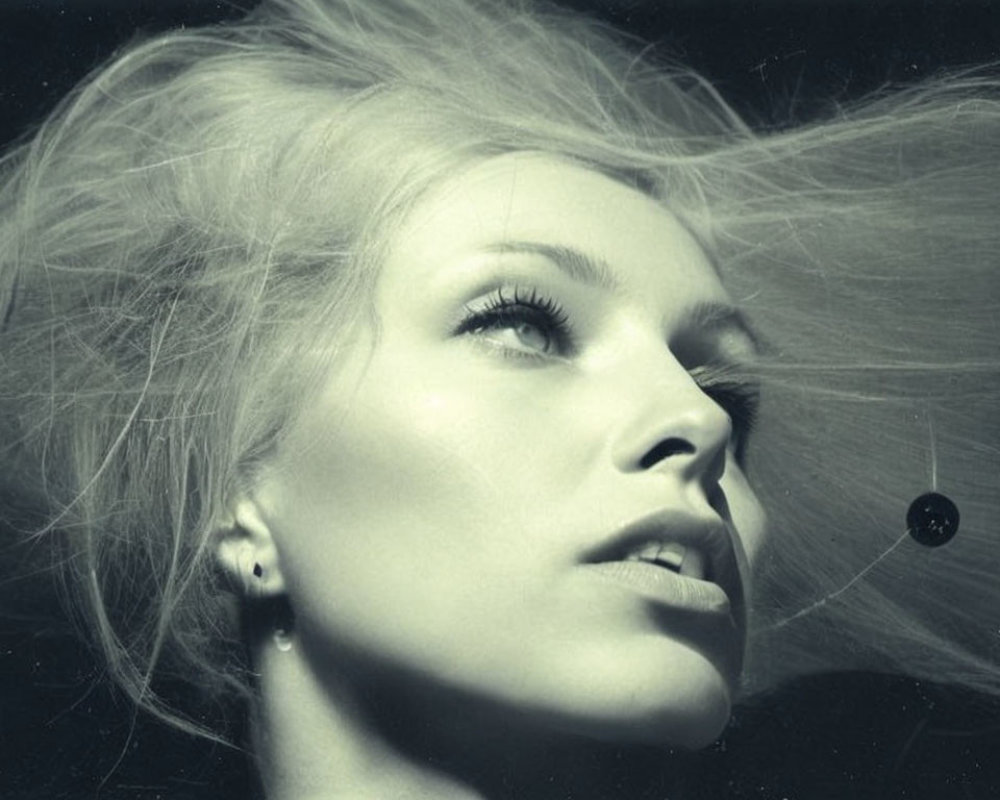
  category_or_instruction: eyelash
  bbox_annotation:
[453,288,759,459]
[453,287,575,359]
[689,364,761,462]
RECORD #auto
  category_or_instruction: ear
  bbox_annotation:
[214,496,287,599]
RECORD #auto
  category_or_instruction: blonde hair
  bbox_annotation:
[1,0,997,742]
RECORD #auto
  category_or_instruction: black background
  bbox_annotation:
[1,1,999,798]
[3,0,1000,146]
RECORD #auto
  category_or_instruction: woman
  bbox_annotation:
[1,0,997,797]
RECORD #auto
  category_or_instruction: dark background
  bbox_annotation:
[2,0,1000,146]
[1,1,999,798]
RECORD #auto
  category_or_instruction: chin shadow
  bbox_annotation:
[310,642,726,800]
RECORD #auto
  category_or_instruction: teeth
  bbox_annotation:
[624,541,664,562]
[653,542,687,570]
[623,541,688,571]
[679,547,706,579]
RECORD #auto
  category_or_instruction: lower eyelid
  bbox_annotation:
[465,335,557,364]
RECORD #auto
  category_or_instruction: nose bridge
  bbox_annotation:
[609,342,732,484]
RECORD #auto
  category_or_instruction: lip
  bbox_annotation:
[582,560,733,615]
[579,509,745,624]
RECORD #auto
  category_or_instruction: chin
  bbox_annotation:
[610,680,732,750]
[604,642,739,749]
[647,688,733,750]
[539,659,736,751]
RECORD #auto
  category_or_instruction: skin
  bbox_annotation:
[227,152,767,799]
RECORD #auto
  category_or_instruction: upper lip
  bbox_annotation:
[579,509,743,607]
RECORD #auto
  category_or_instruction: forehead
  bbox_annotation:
[379,152,731,318]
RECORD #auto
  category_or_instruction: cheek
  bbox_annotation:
[269,386,497,563]
[310,350,593,512]
[259,359,573,620]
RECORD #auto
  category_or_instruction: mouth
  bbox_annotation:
[619,540,707,580]
[579,510,744,621]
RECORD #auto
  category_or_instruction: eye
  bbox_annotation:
[501,318,552,353]
[689,363,760,464]
[453,287,574,358]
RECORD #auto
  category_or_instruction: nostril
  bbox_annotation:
[638,437,695,470]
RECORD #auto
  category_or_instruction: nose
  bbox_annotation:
[610,358,732,491]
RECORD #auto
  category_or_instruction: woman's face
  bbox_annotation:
[253,153,767,748]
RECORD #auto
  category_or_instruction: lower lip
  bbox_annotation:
[582,561,732,615]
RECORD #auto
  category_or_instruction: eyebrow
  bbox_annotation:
[483,240,760,351]
[484,241,621,290]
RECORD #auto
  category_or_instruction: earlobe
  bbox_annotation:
[214,497,287,598]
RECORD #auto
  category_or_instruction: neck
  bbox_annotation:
[253,639,695,800]
[255,639,481,799]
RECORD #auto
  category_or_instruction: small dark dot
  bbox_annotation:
[252,562,263,578]
[907,492,960,547]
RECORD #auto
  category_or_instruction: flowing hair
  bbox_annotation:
[0,0,997,742]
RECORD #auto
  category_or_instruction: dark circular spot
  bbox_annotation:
[907,492,960,547]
